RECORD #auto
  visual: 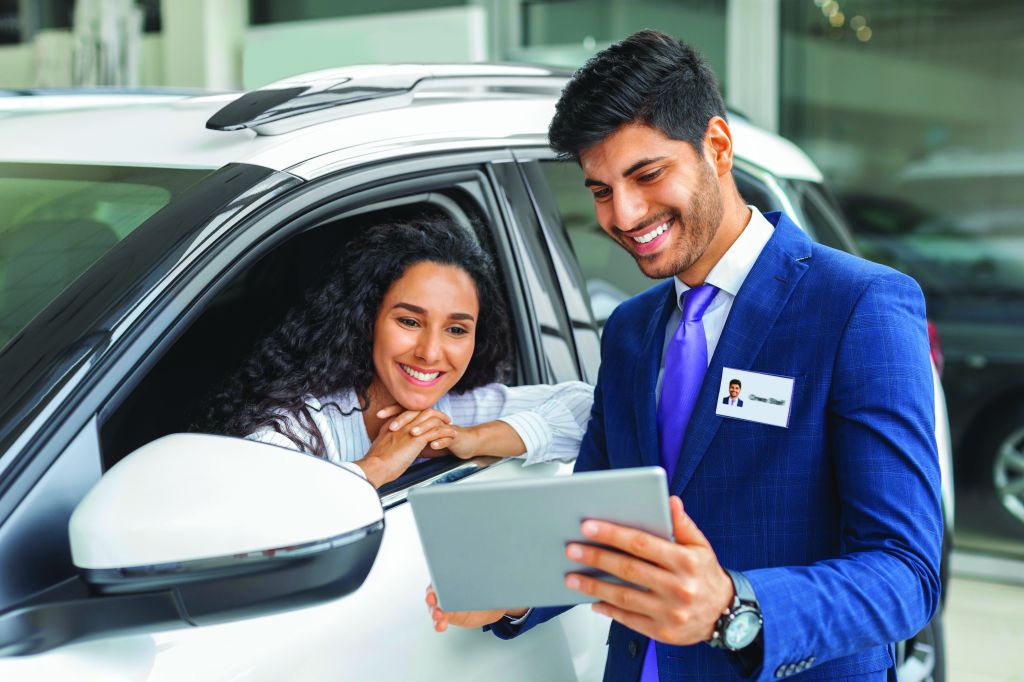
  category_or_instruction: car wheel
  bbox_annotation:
[974,409,1024,527]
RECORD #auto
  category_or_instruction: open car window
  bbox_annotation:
[96,164,535,502]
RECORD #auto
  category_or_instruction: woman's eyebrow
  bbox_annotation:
[393,302,475,322]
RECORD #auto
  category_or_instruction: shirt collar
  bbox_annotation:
[673,207,775,308]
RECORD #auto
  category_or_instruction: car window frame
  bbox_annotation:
[90,151,551,490]
[486,159,583,384]
[0,165,300,526]
[0,149,564,613]
[511,152,602,382]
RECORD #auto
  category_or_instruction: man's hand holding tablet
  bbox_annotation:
[410,467,673,614]
[561,495,733,645]
[426,494,733,646]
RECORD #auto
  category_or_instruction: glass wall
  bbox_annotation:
[781,0,1024,558]
[513,0,726,91]
[249,0,462,25]
[0,0,16,44]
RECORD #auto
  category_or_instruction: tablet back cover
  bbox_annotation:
[409,466,670,611]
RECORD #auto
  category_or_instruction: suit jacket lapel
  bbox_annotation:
[671,214,813,494]
[633,280,676,469]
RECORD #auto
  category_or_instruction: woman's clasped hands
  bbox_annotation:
[359,405,485,487]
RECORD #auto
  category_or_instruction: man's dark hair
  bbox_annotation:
[549,29,726,161]
[730,379,741,388]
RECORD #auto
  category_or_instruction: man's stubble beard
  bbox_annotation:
[632,163,724,280]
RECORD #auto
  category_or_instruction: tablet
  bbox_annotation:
[408,466,671,611]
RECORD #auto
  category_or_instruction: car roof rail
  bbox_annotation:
[206,63,572,136]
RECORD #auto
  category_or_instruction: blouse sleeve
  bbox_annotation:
[447,381,594,465]
[245,422,368,481]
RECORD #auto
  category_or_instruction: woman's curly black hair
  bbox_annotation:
[201,217,512,457]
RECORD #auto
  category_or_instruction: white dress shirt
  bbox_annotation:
[656,207,775,400]
[246,381,594,479]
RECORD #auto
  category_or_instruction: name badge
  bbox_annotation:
[715,368,795,428]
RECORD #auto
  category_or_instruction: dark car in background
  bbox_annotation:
[840,149,1024,555]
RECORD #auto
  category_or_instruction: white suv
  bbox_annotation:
[0,65,952,681]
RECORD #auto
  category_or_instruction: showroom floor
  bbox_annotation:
[946,554,1024,681]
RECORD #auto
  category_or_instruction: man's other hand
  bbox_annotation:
[564,496,734,646]
[425,585,526,632]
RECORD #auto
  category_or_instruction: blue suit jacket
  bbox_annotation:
[491,213,941,681]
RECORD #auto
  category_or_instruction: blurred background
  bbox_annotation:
[1,0,1021,678]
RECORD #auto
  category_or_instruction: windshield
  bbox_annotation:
[0,163,209,351]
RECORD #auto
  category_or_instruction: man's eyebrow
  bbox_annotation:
[583,156,668,187]
[393,302,475,322]
[622,156,667,177]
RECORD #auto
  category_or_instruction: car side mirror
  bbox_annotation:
[0,434,383,656]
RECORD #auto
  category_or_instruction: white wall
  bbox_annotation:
[0,43,35,88]
[160,0,247,90]
[242,6,488,89]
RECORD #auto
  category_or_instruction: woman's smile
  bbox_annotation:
[397,362,445,386]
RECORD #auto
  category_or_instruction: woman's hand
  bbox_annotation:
[357,407,456,487]
[425,585,523,632]
[429,424,481,459]
[434,420,528,460]
[374,406,487,460]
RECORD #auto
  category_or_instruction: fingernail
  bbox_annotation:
[411,427,421,435]
[565,575,580,590]
[432,441,440,448]
[581,521,599,537]
[390,422,398,431]
[567,544,583,560]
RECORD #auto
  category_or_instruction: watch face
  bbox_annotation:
[724,610,761,650]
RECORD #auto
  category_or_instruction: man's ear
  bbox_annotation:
[703,116,734,176]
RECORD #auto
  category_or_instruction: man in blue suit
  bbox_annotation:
[429,30,941,681]
[723,379,743,407]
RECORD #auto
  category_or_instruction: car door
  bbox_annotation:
[0,152,608,681]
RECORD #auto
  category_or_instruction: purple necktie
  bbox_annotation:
[642,282,717,682]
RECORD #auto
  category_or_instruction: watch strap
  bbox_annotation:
[725,568,758,606]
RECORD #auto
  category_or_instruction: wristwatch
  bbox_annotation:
[709,568,763,652]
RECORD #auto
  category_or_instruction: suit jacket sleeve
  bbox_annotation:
[745,270,942,680]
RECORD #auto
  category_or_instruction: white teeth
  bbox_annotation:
[400,364,440,382]
[631,221,669,244]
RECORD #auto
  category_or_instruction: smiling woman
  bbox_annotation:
[200,219,592,488]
